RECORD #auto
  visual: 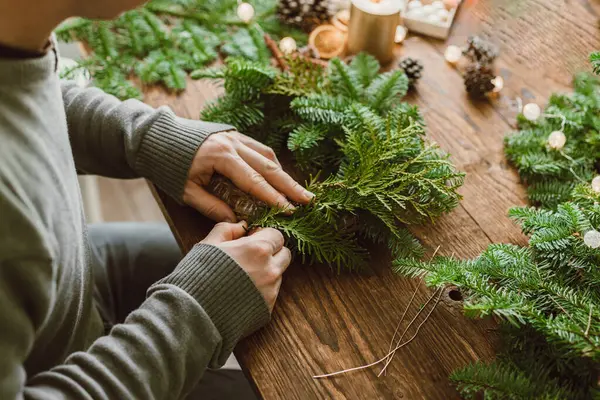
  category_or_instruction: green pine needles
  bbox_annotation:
[504,73,600,208]
[396,185,600,398]
[591,52,600,75]
[194,54,464,270]
[393,55,600,398]
[55,0,305,100]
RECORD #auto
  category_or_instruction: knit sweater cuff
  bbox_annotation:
[136,110,235,201]
[151,244,270,361]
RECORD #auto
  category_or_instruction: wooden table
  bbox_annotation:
[144,1,600,398]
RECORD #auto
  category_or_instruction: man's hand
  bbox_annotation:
[184,130,314,222]
[202,221,291,312]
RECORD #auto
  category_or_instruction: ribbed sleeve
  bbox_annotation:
[136,112,234,200]
[149,243,270,362]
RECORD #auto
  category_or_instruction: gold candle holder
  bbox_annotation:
[346,0,402,64]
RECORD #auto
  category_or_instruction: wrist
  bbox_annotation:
[136,109,235,201]
[149,243,270,364]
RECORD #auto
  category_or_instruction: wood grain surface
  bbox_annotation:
[143,1,600,398]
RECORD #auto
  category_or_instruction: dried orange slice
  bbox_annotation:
[308,25,347,60]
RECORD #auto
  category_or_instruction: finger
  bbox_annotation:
[204,221,248,244]
[237,145,314,204]
[218,155,295,211]
[183,181,237,223]
[225,131,281,166]
[250,227,285,254]
[269,278,283,312]
[271,246,292,273]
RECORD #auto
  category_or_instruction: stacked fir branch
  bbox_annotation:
[192,54,464,270]
[397,184,600,399]
[504,72,600,209]
[55,0,305,100]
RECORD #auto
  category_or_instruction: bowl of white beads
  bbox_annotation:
[402,0,461,39]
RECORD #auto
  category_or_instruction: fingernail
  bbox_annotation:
[224,217,235,223]
[283,203,296,214]
[304,190,315,201]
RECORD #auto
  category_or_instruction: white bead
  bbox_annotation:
[432,1,445,9]
[422,4,434,14]
[237,2,255,23]
[547,131,566,150]
[523,103,541,121]
[279,37,297,54]
[584,230,600,249]
[408,0,422,10]
[444,45,462,63]
[591,176,600,193]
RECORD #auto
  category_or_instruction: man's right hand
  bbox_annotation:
[201,221,291,312]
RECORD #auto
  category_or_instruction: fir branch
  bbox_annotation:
[287,123,329,152]
[53,0,308,100]
[55,17,91,42]
[200,96,265,131]
[591,52,600,75]
[251,207,369,272]
[349,53,381,88]
[221,25,270,64]
[290,94,350,125]
[328,58,362,101]
[505,73,600,207]
[366,70,410,112]
[451,361,575,400]
[135,49,188,90]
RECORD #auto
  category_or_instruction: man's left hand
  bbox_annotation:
[183,131,314,222]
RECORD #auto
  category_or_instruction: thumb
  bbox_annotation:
[203,221,248,245]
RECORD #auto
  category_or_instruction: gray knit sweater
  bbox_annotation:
[0,46,270,399]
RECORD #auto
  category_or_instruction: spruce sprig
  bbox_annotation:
[504,73,600,208]
[395,185,600,398]
[407,57,600,399]
[591,52,600,75]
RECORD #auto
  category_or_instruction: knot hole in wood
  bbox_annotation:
[446,287,463,302]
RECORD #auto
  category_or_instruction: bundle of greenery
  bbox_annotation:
[54,0,305,100]
[192,54,464,271]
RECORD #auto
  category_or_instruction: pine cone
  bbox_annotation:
[464,63,495,98]
[398,57,424,87]
[277,0,331,31]
[463,36,498,65]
